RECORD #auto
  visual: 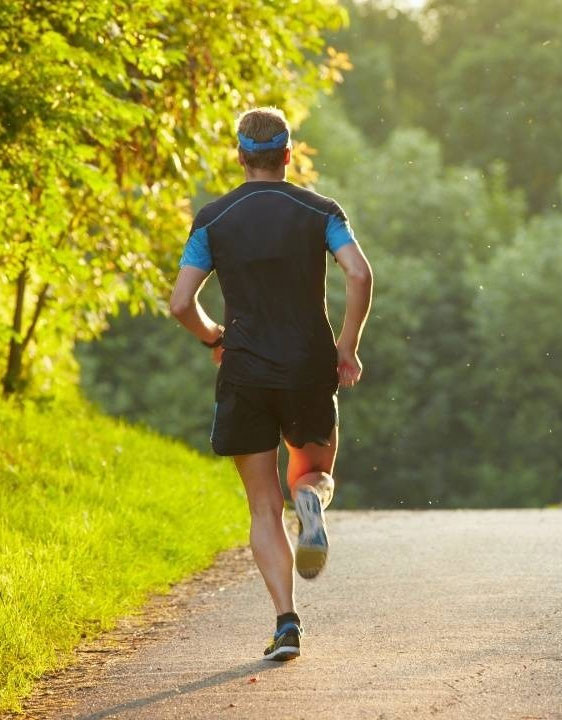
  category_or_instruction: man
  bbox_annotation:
[170,107,372,662]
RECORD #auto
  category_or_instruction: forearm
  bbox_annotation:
[171,297,222,344]
[337,272,373,351]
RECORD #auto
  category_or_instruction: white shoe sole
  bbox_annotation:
[263,645,300,661]
[295,489,329,579]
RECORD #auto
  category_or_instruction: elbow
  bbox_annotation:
[349,264,373,286]
[170,296,192,318]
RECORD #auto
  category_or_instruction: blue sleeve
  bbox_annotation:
[179,225,213,272]
[325,213,356,255]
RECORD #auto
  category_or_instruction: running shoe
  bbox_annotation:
[294,487,329,579]
[263,621,302,661]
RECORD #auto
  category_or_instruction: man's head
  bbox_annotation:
[236,107,291,178]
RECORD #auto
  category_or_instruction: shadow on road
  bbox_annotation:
[76,659,286,719]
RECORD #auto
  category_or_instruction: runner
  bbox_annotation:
[170,107,372,662]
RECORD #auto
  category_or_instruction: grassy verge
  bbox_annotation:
[0,396,250,713]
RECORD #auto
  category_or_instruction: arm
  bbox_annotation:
[333,242,373,388]
[169,266,224,363]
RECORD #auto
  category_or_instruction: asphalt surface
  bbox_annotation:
[34,510,562,719]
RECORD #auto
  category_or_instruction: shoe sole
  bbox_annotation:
[263,645,300,661]
[295,489,328,579]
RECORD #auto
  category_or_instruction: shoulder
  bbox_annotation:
[282,184,348,220]
[191,183,350,230]
[190,185,250,229]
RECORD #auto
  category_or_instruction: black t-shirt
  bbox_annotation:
[179,180,356,389]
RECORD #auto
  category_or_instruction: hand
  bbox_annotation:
[337,344,362,388]
[211,345,224,366]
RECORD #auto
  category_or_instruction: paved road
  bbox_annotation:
[50,510,562,719]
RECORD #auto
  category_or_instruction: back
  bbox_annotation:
[180,179,356,388]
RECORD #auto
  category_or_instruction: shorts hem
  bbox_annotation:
[283,423,336,450]
[211,439,280,457]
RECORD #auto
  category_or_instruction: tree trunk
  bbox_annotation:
[2,268,27,396]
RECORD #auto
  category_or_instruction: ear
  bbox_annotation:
[238,149,245,167]
[283,147,291,166]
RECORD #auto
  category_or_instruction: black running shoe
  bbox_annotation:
[294,487,329,579]
[263,621,302,661]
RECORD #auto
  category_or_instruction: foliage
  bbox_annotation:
[0,393,250,712]
[300,97,527,260]
[464,213,562,505]
[431,0,562,211]
[334,0,562,211]
[0,0,349,393]
[77,303,220,451]
[6,0,562,511]
[331,1,436,145]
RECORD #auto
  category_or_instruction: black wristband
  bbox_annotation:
[201,329,224,348]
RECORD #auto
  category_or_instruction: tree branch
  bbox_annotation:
[21,283,50,352]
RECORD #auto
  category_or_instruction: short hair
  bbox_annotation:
[237,107,291,170]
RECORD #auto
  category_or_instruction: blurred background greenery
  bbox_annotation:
[2,0,561,509]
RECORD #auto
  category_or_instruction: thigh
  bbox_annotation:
[277,383,339,486]
[211,376,280,456]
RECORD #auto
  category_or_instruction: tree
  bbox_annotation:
[465,212,562,506]
[0,0,349,394]
[328,0,562,212]
[329,1,436,146]
[431,0,562,211]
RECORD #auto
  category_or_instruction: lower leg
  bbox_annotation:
[234,450,296,615]
[290,470,334,510]
[248,507,296,614]
[286,431,337,579]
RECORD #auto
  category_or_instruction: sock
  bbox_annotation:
[277,611,301,632]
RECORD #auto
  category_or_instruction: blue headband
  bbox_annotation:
[237,129,289,152]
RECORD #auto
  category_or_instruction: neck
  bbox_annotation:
[244,168,286,182]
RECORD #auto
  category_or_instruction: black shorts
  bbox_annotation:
[210,372,339,456]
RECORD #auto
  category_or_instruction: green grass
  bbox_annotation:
[0,395,250,713]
